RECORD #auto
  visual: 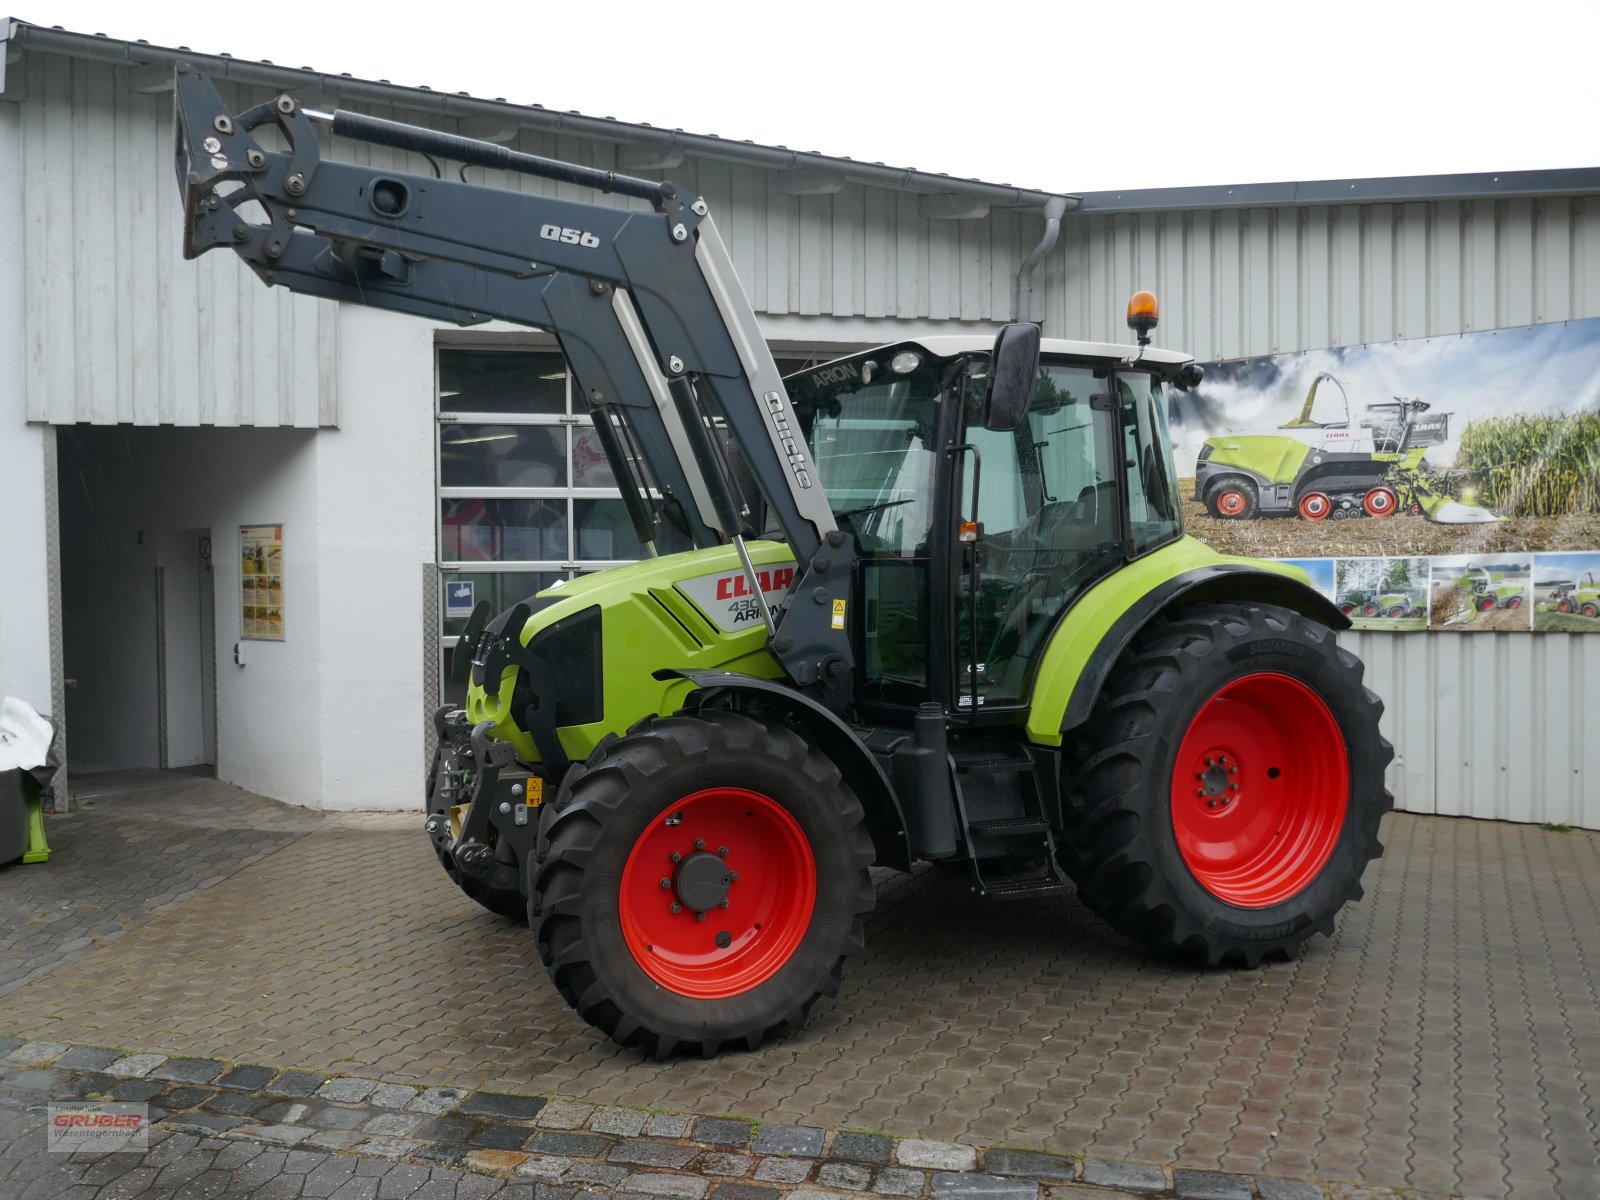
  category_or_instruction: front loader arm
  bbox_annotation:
[174,66,857,710]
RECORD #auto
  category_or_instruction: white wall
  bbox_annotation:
[0,97,52,718]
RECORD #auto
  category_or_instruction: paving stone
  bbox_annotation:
[362,1137,425,1161]
[310,1105,370,1131]
[609,1139,699,1168]
[369,1084,419,1110]
[753,1124,825,1157]
[364,1112,424,1137]
[151,1057,226,1084]
[593,1107,648,1136]
[566,1163,631,1186]
[466,1149,531,1173]
[409,1088,466,1115]
[319,1077,381,1104]
[709,1186,780,1200]
[53,1046,124,1071]
[704,1153,755,1177]
[530,1131,613,1157]
[162,1111,244,1135]
[309,1129,369,1151]
[161,1085,217,1109]
[1257,1182,1324,1200]
[203,1090,269,1117]
[1173,1170,1252,1200]
[377,1162,434,1197]
[984,1151,1077,1181]
[829,1133,893,1166]
[624,1174,711,1198]
[414,1142,470,1168]
[516,1154,576,1181]
[695,1118,755,1148]
[110,1079,167,1102]
[0,1038,22,1058]
[107,1053,167,1078]
[474,1124,535,1151]
[258,1100,316,1124]
[267,1071,327,1098]
[932,1174,1040,1200]
[818,1163,873,1190]
[537,1101,597,1129]
[754,1157,815,1183]
[873,1169,926,1197]
[899,1142,978,1172]
[1080,1160,1165,1193]
[216,1064,278,1091]
[6,1041,69,1065]
[461,1092,547,1121]
[242,1123,316,1145]
[646,1115,692,1138]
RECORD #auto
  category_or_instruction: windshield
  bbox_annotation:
[786,349,946,556]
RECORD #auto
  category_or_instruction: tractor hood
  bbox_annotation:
[464,542,797,765]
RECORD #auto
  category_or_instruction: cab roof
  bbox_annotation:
[880,336,1193,367]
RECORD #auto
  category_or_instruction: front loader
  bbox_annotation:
[174,70,1394,1057]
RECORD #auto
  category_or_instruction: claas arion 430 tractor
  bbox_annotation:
[174,70,1393,1057]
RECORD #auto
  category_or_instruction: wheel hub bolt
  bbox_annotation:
[694,838,706,850]
[695,911,706,922]
[669,851,682,863]
[718,846,729,857]
[670,903,682,914]
[720,898,730,908]
[659,878,671,889]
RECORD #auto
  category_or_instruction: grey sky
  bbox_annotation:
[22,0,1600,193]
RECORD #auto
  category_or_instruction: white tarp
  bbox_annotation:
[0,696,54,772]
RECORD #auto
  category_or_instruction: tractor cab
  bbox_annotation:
[784,328,1195,721]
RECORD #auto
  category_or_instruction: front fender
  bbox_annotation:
[1025,537,1350,745]
[657,668,911,872]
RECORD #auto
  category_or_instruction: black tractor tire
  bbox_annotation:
[1058,602,1392,968]
[1204,478,1259,520]
[425,746,528,923]
[531,710,874,1058]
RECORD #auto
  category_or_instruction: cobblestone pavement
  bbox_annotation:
[1,769,327,997]
[3,773,1598,1197]
[0,1046,1381,1200]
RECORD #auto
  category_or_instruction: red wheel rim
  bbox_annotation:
[1339,603,1355,615]
[1558,599,1572,612]
[1507,596,1522,609]
[1388,606,1405,618]
[1586,604,1599,618]
[1478,596,1497,611]
[1170,672,1349,909]
[619,787,816,999]
[1297,492,1331,521]
[1216,490,1249,518]
[1362,487,1397,517]
[1362,605,1379,617]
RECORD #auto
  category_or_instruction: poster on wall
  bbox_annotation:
[240,524,285,641]
[1172,318,1600,632]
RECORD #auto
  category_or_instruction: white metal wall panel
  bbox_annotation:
[1347,631,1600,829]
[16,55,338,427]
[1039,198,1600,359]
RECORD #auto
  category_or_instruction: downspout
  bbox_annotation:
[1012,196,1072,325]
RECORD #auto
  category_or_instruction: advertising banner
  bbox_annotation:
[1172,319,1600,631]
[240,524,285,641]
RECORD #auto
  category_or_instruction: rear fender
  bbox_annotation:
[1024,538,1350,746]
[658,669,911,871]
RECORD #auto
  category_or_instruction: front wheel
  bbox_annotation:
[532,710,874,1057]
[1059,603,1392,967]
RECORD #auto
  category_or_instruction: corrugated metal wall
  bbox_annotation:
[1042,199,1600,357]
[13,55,338,427]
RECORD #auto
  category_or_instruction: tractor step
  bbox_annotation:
[981,872,1072,900]
[968,817,1050,836]
[952,753,1036,775]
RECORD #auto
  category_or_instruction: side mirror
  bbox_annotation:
[983,322,1041,431]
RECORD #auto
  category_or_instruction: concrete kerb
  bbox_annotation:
[0,1039,1411,1200]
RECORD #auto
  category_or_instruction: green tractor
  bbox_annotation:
[1457,566,1526,612]
[1194,373,1493,524]
[175,74,1394,1057]
[1552,571,1600,618]
[1364,590,1427,619]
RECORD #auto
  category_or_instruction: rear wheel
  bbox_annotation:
[1585,603,1599,619]
[1387,606,1406,618]
[1362,605,1379,617]
[531,710,874,1057]
[1507,596,1523,609]
[1059,603,1392,967]
[1478,596,1498,612]
[1297,492,1332,521]
[1205,479,1258,520]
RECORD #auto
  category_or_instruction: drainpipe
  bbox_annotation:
[1012,196,1072,325]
